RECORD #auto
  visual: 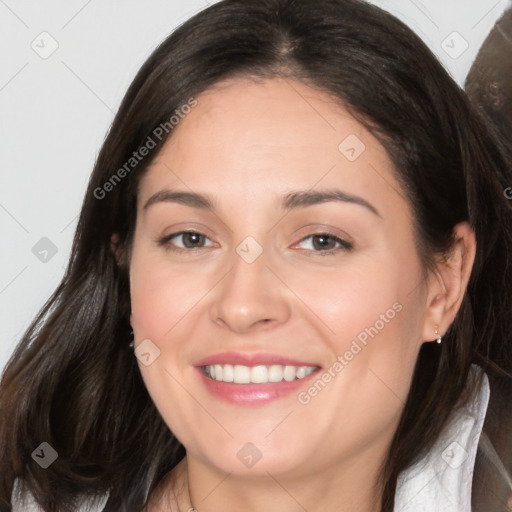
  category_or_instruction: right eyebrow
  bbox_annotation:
[143,189,215,212]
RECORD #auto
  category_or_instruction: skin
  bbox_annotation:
[116,76,476,512]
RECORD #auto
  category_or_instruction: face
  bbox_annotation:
[128,76,431,479]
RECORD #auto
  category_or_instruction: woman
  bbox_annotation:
[1,0,512,510]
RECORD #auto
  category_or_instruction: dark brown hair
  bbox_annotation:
[465,7,512,157]
[1,0,512,510]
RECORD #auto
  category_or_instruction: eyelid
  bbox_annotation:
[291,223,354,244]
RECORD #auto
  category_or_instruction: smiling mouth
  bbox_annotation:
[203,364,320,384]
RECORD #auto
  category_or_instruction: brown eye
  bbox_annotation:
[295,233,353,254]
[158,231,214,251]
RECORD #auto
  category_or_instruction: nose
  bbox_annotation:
[209,244,291,334]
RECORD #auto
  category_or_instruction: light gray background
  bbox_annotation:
[1,0,511,373]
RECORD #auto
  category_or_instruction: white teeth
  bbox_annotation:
[268,365,284,382]
[234,365,251,383]
[296,367,306,379]
[222,363,234,382]
[204,364,318,384]
[284,365,297,381]
[214,364,222,381]
[251,365,268,383]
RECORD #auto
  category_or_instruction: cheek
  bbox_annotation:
[129,245,204,337]
[289,270,423,457]
[128,244,203,442]
[282,251,423,398]
[279,249,417,345]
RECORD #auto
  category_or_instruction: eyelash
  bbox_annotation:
[157,230,353,255]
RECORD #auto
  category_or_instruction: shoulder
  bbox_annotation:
[11,479,42,512]
[395,364,490,511]
[11,478,108,512]
[472,370,512,511]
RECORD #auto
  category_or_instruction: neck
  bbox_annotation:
[150,444,387,512]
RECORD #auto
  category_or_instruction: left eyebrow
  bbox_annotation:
[142,188,381,218]
[282,189,381,218]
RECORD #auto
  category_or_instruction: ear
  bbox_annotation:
[421,222,476,342]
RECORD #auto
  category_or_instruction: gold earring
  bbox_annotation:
[434,329,442,344]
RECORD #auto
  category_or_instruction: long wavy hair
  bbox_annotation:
[1,0,512,510]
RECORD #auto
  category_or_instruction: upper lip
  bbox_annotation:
[195,352,321,368]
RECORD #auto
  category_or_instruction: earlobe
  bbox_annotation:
[421,222,476,342]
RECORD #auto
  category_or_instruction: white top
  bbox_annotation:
[12,364,493,511]
[394,363,490,511]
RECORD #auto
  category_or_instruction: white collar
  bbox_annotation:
[394,364,490,511]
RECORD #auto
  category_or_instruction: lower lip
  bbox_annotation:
[195,367,320,406]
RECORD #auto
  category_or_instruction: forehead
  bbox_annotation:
[157,76,374,163]
[138,76,405,216]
